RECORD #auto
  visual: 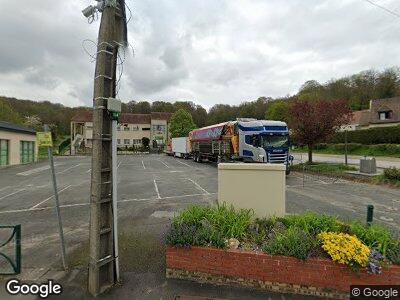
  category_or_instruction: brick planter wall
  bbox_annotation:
[166,246,400,299]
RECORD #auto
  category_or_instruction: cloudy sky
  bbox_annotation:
[0,0,399,109]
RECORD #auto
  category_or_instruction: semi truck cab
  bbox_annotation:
[238,120,292,174]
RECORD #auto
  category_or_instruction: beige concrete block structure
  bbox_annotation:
[0,121,38,166]
[218,163,286,218]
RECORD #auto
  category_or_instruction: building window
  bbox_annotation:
[117,125,121,131]
[132,139,142,145]
[0,139,9,166]
[142,127,150,131]
[152,125,165,132]
[123,124,130,131]
[132,125,139,131]
[117,139,121,145]
[379,111,392,120]
[124,139,130,145]
[20,141,35,164]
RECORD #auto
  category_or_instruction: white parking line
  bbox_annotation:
[158,160,170,168]
[86,168,91,173]
[0,192,218,214]
[153,179,161,199]
[56,164,81,175]
[117,161,121,169]
[29,185,71,209]
[142,160,146,169]
[176,160,192,168]
[187,178,209,194]
[0,188,26,200]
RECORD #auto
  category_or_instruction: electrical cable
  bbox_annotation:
[363,0,400,18]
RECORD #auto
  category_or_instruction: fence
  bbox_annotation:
[0,225,21,275]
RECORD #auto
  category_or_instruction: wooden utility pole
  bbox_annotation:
[87,0,127,295]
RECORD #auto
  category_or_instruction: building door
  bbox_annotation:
[20,141,35,164]
[0,139,9,166]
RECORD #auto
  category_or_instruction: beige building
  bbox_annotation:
[70,112,172,154]
[341,97,400,131]
[0,121,38,166]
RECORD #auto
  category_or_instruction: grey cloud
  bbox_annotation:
[0,0,399,108]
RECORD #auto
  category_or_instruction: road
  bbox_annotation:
[293,152,400,169]
[0,154,399,298]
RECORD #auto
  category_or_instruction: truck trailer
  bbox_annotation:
[171,137,190,158]
[189,119,292,174]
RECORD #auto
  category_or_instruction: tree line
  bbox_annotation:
[1,67,399,139]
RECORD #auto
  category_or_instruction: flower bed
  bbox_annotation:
[166,246,400,298]
[166,205,400,297]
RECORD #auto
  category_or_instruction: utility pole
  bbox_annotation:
[344,129,348,166]
[83,0,127,296]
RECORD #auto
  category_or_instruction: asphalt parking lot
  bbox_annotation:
[0,154,399,297]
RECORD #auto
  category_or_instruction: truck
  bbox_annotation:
[189,119,293,174]
[171,137,190,158]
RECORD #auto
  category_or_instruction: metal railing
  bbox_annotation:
[0,225,21,275]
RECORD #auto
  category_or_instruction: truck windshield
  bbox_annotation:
[261,135,289,148]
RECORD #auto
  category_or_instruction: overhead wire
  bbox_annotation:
[363,0,400,18]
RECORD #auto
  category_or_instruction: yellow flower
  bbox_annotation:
[318,232,370,268]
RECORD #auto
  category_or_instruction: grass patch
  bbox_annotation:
[291,162,357,174]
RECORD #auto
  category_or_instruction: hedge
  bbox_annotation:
[330,125,400,144]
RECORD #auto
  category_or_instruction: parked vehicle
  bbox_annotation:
[171,137,190,158]
[189,119,293,174]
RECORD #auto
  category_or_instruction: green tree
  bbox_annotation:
[265,101,290,122]
[169,109,196,138]
[0,100,23,124]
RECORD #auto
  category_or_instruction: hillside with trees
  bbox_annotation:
[1,67,399,137]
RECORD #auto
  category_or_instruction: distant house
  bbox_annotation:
[70,112,173,154]
[340,97,400,131]
[0,121,38,166]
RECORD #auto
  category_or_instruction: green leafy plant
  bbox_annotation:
[383,167,400,181]
[262,227,316,260]
[281,212,342,236]
[350,222,393,256]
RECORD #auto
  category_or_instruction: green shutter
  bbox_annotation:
[0,139,9,166]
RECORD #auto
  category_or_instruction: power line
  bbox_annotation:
[363,0,400,18]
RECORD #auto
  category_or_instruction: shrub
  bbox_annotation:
[387,240,400,265]
[330,125,400,144]
[263,227,316,260]
[167,221,225,248]
[281,212,341,236]
[350,222,393,256]
[209,204,253,239]
[173,205,212,227]
[318,232,370,270]
[383,167,400,181]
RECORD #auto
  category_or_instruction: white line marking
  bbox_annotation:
[56,164,80,175]
[142,160,146,169]
[158,160,170,168]
[0,192,218,214]
[176,160,191,168]
[17,166,50,176]
[187,178,209,194]
[153,179,161,199]
[117,161,121,169]
[86,168,91,173]
[0,188,26,200]
[30,185,71,209]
